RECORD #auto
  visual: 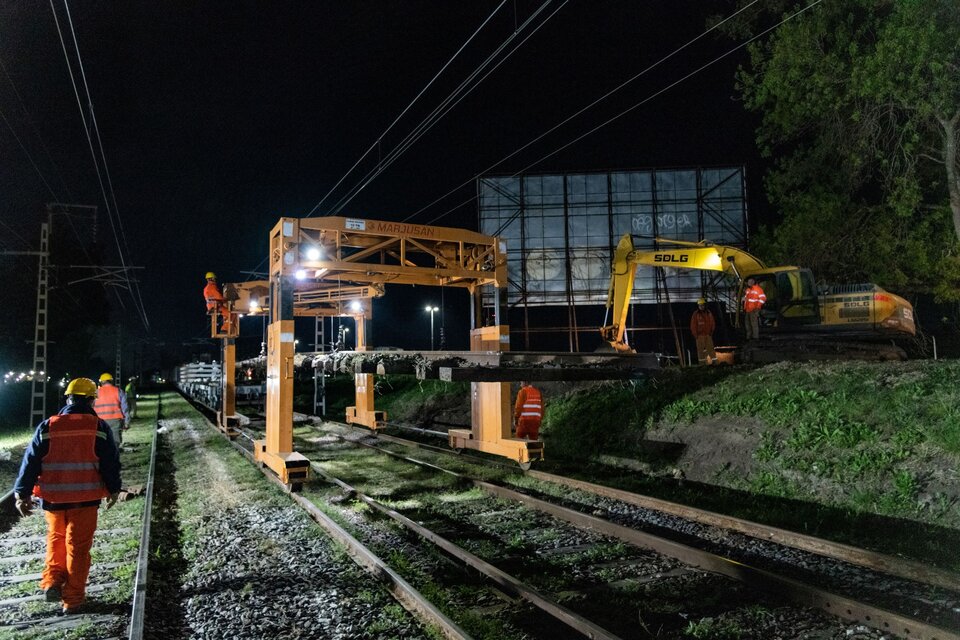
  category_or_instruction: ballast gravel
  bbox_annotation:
[143,412,429,640]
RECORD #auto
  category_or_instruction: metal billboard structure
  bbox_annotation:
[478,167,748,350]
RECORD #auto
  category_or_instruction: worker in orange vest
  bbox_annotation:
[93,373,129,445]
[743,277,767,340]
[513,381,543,440]
[689,298,717,365]
[13,377,121,615]
[203,272,233,333]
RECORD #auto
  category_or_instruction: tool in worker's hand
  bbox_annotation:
[14,496,32,517]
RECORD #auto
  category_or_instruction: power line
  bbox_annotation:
[0,104,60,204]
[50,0,149,330]
[63,1,151,331]
[405,0,763,223]
[0,52,73,200]
[327,0,566,216]
[422,0,824,226]
[305,0,509,218]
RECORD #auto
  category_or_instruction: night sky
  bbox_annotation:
[0,1,764,380]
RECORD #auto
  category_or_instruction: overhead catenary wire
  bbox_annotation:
[63,0,150,329]
[419,0,822,227]
[0,49,105,269]
[304,0,510,218]
[326,0,566,217]
[50,0,149,330]
[0,52,73,201]
[403,0,763,224]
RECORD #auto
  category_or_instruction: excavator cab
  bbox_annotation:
[747,268,820,329]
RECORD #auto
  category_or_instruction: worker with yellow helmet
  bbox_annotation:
[203,271,234,333]
[13,377,121,614]
[689,297,717,365]
[93,373,130,445]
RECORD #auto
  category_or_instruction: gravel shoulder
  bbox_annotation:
[145,393,434,639]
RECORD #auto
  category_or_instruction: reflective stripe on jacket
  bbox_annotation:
[93,384,125,421]
[743,285,767,313]
[33,413,108,504]
[514,386,542,423]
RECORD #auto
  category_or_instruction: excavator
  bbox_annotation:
[600,235,916,362]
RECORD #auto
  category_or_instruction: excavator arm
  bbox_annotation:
[601,235,767,352]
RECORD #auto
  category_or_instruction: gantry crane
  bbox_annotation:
[212,216,536,488]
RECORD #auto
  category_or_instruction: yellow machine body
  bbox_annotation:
[213,216,535,469]
[253,319,310,487]
[448,326,543,466]
[346,373,386,429]
[601,235,916,353]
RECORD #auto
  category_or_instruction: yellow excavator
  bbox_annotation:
[601,235,916,361]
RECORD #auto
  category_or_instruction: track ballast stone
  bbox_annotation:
[145,399,429,639]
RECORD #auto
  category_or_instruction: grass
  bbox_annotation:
[683,616,745,639]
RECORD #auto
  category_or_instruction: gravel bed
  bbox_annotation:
[308,430,896,640]
[326,427,958,636]
[143,400,430,640]
[507,476,960,629]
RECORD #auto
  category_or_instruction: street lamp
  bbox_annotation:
[425,305,439,350]
[343,327,351,350]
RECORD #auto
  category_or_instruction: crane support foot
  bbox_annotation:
[448,429,544,465]
[253,439,311,489]
[217,411,240,439]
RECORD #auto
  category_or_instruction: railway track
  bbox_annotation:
[0,394,160,640]
[180,388,960,640]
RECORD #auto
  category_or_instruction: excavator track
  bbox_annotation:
[741,335,907,363]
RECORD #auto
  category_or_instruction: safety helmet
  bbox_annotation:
[99,372,114,383]
[64,377,98,398]
[205,271,217,280]
[697,298,706,305]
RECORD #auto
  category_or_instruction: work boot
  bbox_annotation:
[44,586,61,603]
[61,603,84,616]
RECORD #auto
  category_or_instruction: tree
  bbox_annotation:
[732,0,960,299]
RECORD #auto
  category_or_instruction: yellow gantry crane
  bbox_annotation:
[211,216,539,488]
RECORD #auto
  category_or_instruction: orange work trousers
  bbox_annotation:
[516,417,541,440]
[41,506,99,608]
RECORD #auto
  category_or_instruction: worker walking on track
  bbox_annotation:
[124,377,138,420]
[513,381,543,441]
[203,271,233,333]
[93,373,129,445]
[13,377,121,615]
[690,298,717,365]
[743,277,767,341]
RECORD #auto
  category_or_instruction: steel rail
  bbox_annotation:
[336,434,959,640]
[178,391,472,640]
[309,462,624,640]
[127,393,161,640]
[524,469,960,593]
[340,421,960,593]
[179,388,960,639]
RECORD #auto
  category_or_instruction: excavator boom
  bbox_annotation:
[602,235,767,351]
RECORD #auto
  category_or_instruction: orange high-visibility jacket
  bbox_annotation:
[689,309,716,337]
[204,281,225,311]
[743,284,767,313]
[33,413,109,504]
[514,386,543,425]
[93,384,125,421]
